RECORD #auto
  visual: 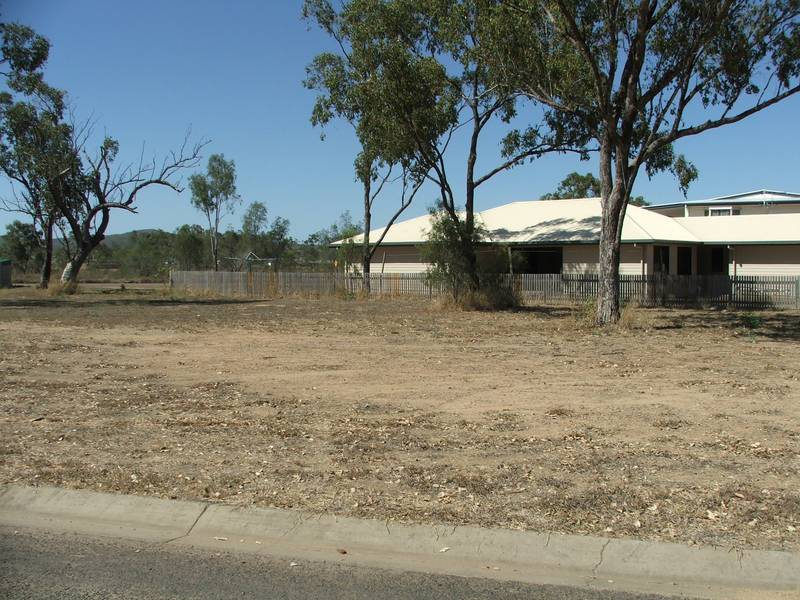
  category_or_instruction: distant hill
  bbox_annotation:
[0,227,165,255]
[98,229,163,249]
[53,229,164,250]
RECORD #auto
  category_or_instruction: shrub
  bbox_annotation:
[421,208,518,310]
[740,313,762,329]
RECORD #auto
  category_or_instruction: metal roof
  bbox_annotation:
[336,196,800,247]
[336,198,701,246]
[647,190,800,210]
[673,214,800,245]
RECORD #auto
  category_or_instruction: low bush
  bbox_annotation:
[422,208,519,311]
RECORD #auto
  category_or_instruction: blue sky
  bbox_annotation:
[2,0,800,239]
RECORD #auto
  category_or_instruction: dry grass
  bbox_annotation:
[1,288,799,552]
[435,285,521,312]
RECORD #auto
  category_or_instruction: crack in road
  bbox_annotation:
[162,504,209,545]
[592,540,611,574]
[281,514,305,538]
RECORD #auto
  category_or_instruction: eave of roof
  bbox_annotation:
[647,190,800,210]
[673,214,800,244]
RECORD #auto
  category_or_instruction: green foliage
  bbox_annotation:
[421,207,517,310]
[421,208,476,300]
[238,201,296,269]
[305,0,567,290]
[173,224,208,270]
[262,217,296,269]
[541,172,601,199]
[117,230,174,280]
[0,22,74,284]
[0,23,64,112]
[57,209,347,279]
[0,22,71,193]
[740,313,763,330]
[188,154,238,216]
[489,0,799,201]
[2,23,204,287]
[218,229,242,263]
[189,153,241,268]
[487,1,799,322]
[304,0,447,281]
[300,211,362,270]
[541,172,649,205]
[241,201,268,241]
[0,220,41,271]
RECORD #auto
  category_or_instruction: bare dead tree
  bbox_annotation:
[52,129,208,287]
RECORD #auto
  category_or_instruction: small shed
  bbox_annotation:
[0,259,11,288]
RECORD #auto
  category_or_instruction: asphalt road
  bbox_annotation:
[0,527,685,600]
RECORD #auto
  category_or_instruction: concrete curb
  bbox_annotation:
[0,484,207,542]
[1,484,798,599]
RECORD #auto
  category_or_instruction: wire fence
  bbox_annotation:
[169,270,800,309]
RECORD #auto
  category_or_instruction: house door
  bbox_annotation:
[700,246,729,275]
[677,247,692,275]
[654,246,670,274]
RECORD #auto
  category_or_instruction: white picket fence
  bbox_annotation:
[169,270,800,309]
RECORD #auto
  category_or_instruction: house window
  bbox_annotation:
[677,247,692,275]
[703,206,739,216]
[512,247,563,274]
[654,245,670,274]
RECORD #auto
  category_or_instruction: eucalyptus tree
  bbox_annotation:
[540,172,602,199]
[489,0,800,324]
[241,200,268,256]
[304,0,427,291]
[541,172,648,205]
[0,23,68,288]
[241,201,268,241]
[315,0,583,292]
[1,220,41,271]
[189,154,240,271]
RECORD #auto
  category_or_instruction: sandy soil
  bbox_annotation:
[1,287,798,551]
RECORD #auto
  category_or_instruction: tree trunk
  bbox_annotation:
[596,157,628,325]
[463,151,480,292]
[362,178,371,293]
[463,236,480,291]
[60,245,91,289]
[596,203,621,325]
[38,219,53,289]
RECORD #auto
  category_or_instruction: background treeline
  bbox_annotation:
[0,207,361,282]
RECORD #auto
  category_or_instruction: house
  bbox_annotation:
[336,190,800,277]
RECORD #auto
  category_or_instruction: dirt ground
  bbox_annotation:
[1,286,799,551]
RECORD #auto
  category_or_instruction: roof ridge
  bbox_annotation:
[623,206,656,241]
[627,204,700,242]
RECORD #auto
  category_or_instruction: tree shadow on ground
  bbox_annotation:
[512,305,577,318]
[653,308,800,343]
[0,296,265,309]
